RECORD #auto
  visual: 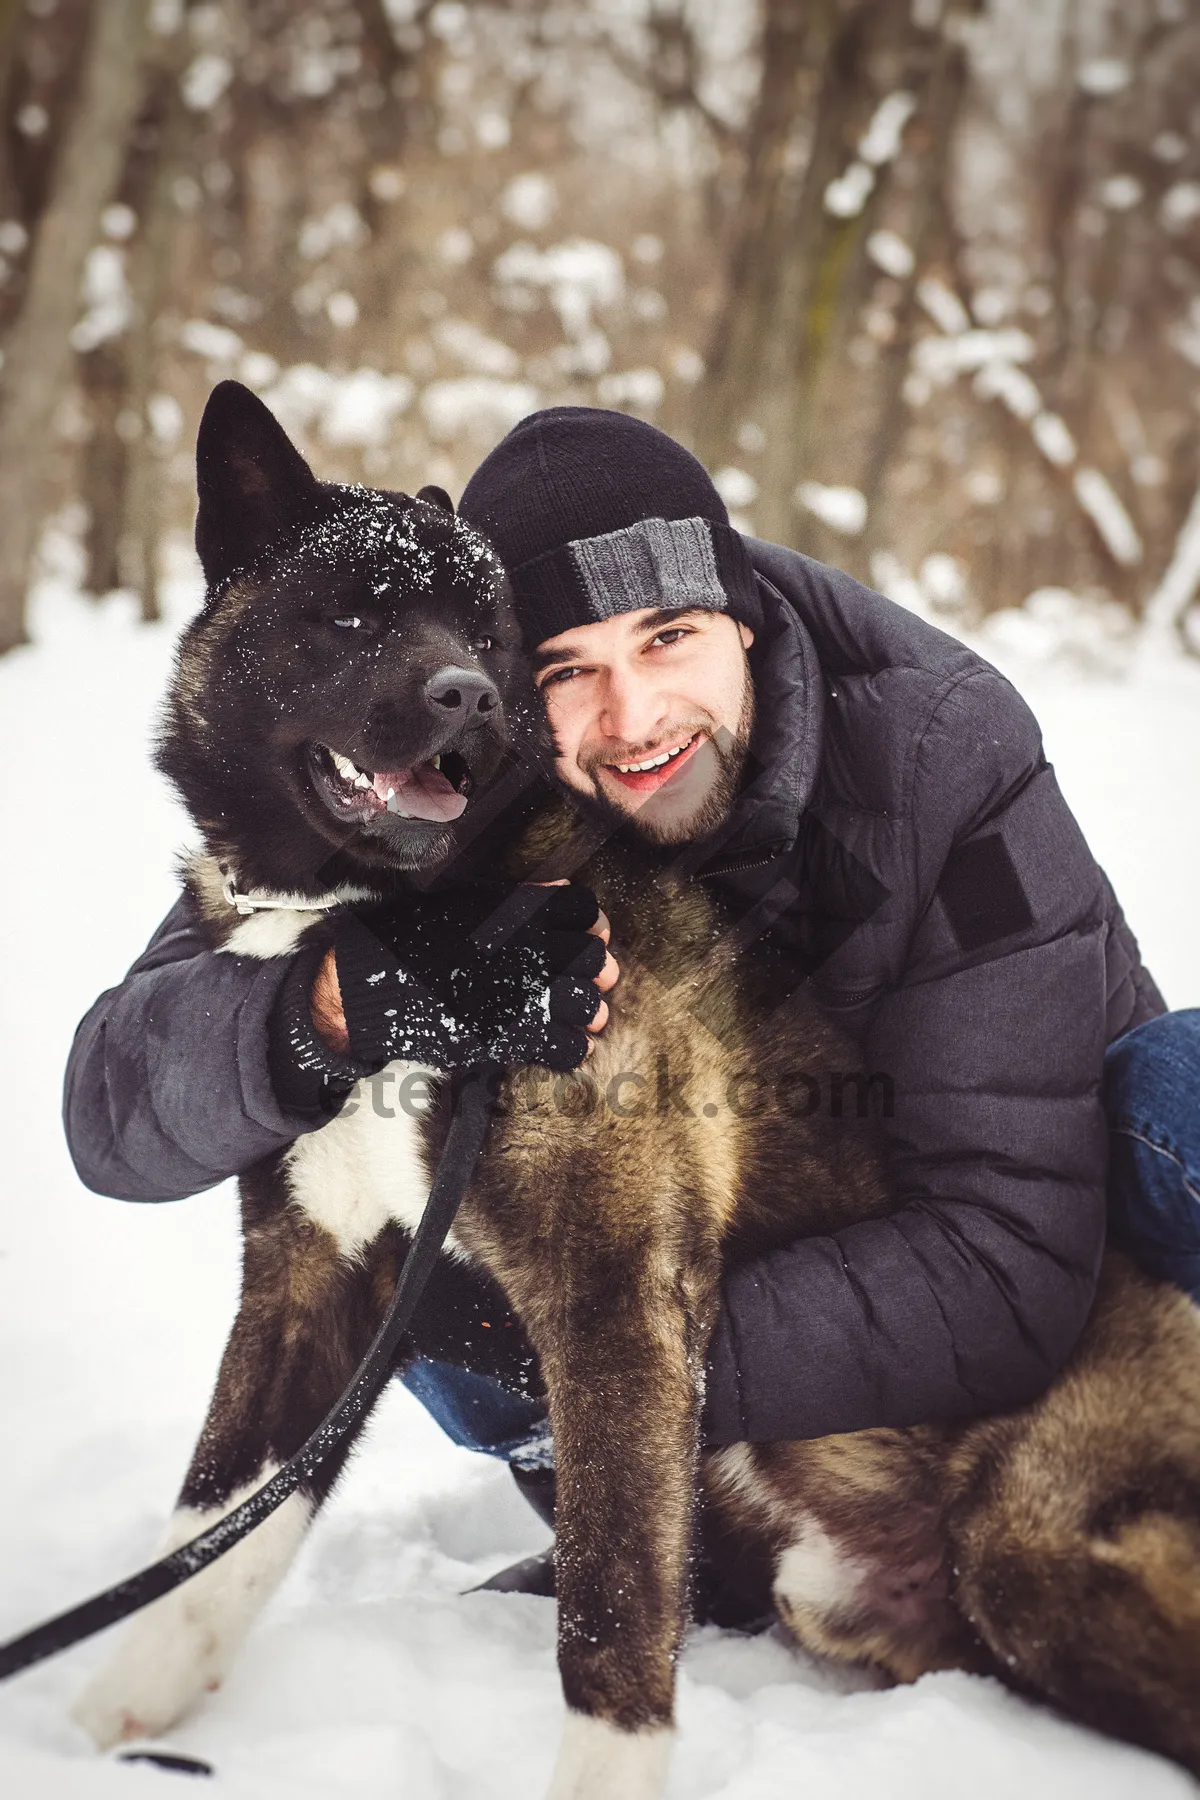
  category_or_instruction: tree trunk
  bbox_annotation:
[0,0,24,221]
[696,1,974,567]
[76,7,195,617]
[121,57,195,624]
[694,0,833,538]
[80,337,129,595]
[0,0,150,653]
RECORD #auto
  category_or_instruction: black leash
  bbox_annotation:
[0,1068,497,1683]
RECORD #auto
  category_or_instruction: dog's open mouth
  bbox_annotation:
[308,742,472,824]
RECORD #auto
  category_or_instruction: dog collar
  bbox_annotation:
[220,873,374,916]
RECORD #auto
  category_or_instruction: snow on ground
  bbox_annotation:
[0,564,1198,1800]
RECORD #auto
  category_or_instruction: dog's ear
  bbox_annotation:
[195,381,320,588]
[416,484,455,515]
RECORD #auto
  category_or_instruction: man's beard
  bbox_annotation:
[575,664,755,847]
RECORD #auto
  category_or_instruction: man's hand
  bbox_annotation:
[311,946,350,1055]
[310,880,618,1060]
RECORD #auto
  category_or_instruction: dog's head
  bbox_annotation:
[158,381,532,893]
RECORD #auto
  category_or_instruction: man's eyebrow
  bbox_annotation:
[531,607,709,673]
[634,606,709,635]
[532,640,587,672]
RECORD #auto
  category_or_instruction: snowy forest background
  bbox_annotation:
[2,0,1200,657]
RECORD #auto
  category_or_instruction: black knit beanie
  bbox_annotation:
[458,406,762,647]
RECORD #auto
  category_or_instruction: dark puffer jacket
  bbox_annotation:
[63,541,1165,1443]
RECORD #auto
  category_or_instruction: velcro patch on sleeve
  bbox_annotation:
[938,832,1034,953]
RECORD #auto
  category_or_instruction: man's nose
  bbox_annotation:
[423,665,500,721]
[599,670,666,746]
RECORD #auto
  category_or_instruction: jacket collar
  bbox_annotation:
[691,567,825,874]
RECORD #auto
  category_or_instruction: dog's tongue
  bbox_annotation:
[372,761,467,822]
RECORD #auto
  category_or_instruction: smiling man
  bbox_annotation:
[448,407,1199,1575]
[65,405,1199,1604]
[533,603,755,842]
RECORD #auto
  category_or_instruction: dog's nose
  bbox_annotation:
[424,665,500,719]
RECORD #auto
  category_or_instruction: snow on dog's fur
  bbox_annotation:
[76,383,1200,1796]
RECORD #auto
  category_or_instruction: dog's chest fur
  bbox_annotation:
[185,852,449,1261]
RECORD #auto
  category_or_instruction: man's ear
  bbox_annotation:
[195,381,320,589]
[416,484,455,514]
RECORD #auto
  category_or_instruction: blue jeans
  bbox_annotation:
[401,1009,1200,1463]
[401,1355,552,1468]
[1105,1008,1200,1300]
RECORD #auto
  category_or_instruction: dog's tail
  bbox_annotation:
[955,1479,1200,1775]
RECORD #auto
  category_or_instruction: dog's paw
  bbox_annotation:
[72,1482,313,1751]
[71,1599,225,1751]
[545,1714,672,1800]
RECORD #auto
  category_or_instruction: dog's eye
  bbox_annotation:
[473,634,494,652]
[332,616,363,630]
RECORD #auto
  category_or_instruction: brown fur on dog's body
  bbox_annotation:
[487,813,1200,1781]
[77,818,1200,1789]
[73,392,1200,1792]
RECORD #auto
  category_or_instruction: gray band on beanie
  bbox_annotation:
[570,516,726,620]
[512,514,762,645]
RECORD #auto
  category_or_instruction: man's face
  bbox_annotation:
[532,606,755,844]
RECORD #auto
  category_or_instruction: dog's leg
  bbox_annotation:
[525,1245,711,1800]
[700,1433,988,1681]
[73,1194,403,1751]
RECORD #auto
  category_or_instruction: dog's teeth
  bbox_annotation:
[330,750,361,781]
[432,754,441,770]
[354,773,371,789]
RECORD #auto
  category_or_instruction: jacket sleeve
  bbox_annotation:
[63,892,343,1201]
[703,668,1116,1444]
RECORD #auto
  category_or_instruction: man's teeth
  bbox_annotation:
[613,737,694,774]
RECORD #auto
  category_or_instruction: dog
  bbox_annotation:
[74,381,1200,1797]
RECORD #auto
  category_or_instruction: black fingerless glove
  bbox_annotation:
[267,934,379,1122]
[333,881,606,1075]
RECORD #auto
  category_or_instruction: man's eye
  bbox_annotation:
[651,628,690,647]
[540,666,578,687]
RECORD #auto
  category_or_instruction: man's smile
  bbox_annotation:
[600,731,704,794]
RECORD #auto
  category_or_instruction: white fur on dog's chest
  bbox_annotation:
[282,1060,464,1259]
[206,888,463,1261]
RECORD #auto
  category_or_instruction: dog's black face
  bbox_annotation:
[158,381,531,892]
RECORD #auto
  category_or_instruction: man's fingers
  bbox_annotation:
[524,879,607,938]
[549,973,603,1032]
[311,946,349,1054]
[588,999,609,1035]
[522,881,616,993]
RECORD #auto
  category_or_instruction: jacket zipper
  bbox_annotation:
[698,845,789,878]
[698,850,882,1008]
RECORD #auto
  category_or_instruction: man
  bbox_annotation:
[65,407,1200,1588]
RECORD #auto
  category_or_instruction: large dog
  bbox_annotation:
[75,382,1200,1796]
